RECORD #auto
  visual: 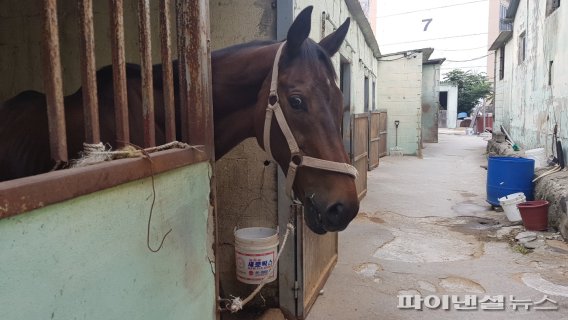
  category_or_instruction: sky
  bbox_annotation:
[375,0,490,78]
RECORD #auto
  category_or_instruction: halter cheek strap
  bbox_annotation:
[263,42,358,198]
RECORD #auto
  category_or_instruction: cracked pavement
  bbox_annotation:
[308,129,568,319]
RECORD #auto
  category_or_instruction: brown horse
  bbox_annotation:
[0,6,358,234]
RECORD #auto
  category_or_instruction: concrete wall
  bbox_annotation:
[0,162,215,320]
[0,0,171,102]
[495,0,568,157]
[377,52,423,156]
[421,63,441,143]
[209,0,280,309]
[440,83,459,129]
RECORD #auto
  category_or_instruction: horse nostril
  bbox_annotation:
[326,202,345,225]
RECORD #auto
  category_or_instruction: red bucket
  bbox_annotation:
[517,200,549,231]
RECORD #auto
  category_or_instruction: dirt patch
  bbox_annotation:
[459,191,478,198]
[357,212,385,224]
[439,276,486,293]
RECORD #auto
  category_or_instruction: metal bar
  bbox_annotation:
[176,0,213,155]
[138,0,155,147]
[78,0,100,143]
[160,0,176,142]
[109,0,129,146]
[42,0,68,163]
[175,0,189,143]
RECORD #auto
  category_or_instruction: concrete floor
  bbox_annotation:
[307,129,568,319]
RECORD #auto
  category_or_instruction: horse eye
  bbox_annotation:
[288,96,304,110]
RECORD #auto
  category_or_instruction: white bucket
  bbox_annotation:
[234,227,279,284]
[524,148,546,169]
[498,192,526,222]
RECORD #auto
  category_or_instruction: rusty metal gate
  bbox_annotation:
[379,110,388,158]
[352,113,369,200]
[368,111,380,170]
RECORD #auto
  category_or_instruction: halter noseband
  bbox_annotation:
[263,42,358,198]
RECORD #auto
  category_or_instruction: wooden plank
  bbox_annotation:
[109,0,130,146]
[352,114,369,200]
[137,0,155,147]
[0,148,208,219]
[379,111,388,158]
[42,0,68,163]
[78,0,100,143]
[368,112,380,170]
[302,216,338,317]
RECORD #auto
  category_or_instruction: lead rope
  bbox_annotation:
[221,223,295,313]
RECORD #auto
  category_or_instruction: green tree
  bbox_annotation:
[443,69,493,114]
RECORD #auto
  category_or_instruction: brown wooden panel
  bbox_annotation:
[302,214,338,317]
[368,112,380,170]
[352,114,369,200]
[379,111,388,158]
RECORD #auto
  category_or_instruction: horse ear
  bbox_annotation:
[286,6,313,56]
[319,18,350,57]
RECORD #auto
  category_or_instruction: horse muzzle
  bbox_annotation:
[304,196,359,234]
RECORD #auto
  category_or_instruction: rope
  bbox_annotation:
[72,141,203,167]
[222,223,295,313]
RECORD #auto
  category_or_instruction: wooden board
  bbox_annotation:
[352,114,369,200]
[302,219,338,316]
[368,111,380,170]
[379,111,388,158]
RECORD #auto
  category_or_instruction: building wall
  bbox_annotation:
[294,0,379,115]
[0,0,171,102]
[377,52,423,155]
[0,162,215,320]
[440,83,459,129]
[421,63,441,143]
[496,0,567,156]
[487,0,500,81]
[209,0,280,308]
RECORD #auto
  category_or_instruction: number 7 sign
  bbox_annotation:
[422,18,433,31]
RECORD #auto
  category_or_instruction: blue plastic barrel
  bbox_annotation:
[487,156,535,206]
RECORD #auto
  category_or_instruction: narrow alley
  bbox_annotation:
[309,129,568,319]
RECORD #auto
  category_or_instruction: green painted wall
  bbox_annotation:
[0,162,215,320]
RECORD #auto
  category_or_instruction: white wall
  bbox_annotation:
[294,0,378,114]
[376,52,423,155]
[421,63,441,143]
[495,0,568,156]
[440,83,458,128]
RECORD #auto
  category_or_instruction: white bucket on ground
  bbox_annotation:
[498,192,526,222]
[524,148,546,169]
[234,227,279,284]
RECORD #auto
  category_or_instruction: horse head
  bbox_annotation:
[254,6,359,234]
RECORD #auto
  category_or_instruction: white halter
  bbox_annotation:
[263,42,358,198]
